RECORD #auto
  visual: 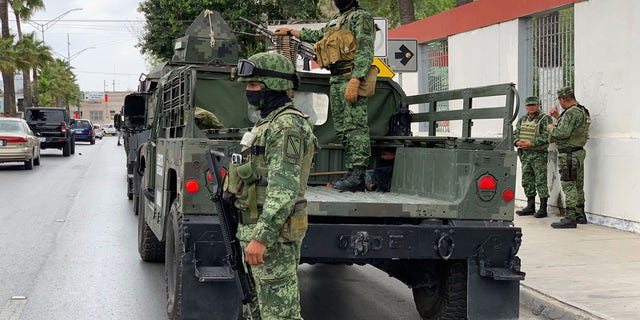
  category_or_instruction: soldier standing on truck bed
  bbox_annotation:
[514,96,553,218]
[233,52,316,319]
[275,0,375,192]
[547,86,591,228]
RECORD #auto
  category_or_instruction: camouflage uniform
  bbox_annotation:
[549,87,590,226]
[514,97,552,216]
[300,5,374,170]
[235,52,316,320]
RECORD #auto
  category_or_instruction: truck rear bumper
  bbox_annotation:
[301,221,523,276]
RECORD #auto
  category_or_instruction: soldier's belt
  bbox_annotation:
[557,146,583,153]
[329,66,353,76]
[241,146,265,157]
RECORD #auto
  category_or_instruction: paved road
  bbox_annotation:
[0,137,538,319]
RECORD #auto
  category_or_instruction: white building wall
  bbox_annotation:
[572,0,640,230]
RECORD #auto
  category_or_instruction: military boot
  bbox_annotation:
[516,196,536,216]
[330,168,353,188]
[331,166,366,192]
[575,204,587,224]
[534,198,548,218]
[551,208,577,228]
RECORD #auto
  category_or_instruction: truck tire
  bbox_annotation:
[71,137,75,154]
[412,260,467,320]
[165,200,183,320]
[137,189,165,262]
[62,141,70,157]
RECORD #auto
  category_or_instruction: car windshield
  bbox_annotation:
[71,121,91,129]
[0,120,25,133]
[25,109,65,123]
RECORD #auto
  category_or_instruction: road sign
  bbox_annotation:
[387,39,418,72]
[373,18,388,58]
[372,58,395,78]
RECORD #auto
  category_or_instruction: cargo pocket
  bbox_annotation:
[279,200,308,242]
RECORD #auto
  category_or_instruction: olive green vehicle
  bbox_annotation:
[129,10,525,320]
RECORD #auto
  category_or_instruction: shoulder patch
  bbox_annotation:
[283,131,303,165]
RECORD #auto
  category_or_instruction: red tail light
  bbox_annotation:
[185,180,199,193]
[2,137,28,143]
[89,128,93,135]
[61,124,66,133]
[478,175,497,190]
[502,189,515,202]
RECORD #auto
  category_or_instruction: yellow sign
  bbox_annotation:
[372,58,395,78]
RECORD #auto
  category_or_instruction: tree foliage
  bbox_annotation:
[37,59,81,109]
[358,0,455,27]
[137,0,322,61]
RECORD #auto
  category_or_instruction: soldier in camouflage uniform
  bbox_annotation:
[275,0,375,191]
[547,87,591,228]
[514,96,553,218]
[234,52,316,319]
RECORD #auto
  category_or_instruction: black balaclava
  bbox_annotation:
[246,89,291,118]
[334,0,358,13]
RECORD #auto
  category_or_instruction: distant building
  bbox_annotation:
[78,91,129,125]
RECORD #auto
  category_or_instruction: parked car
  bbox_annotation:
[0,117,41,170]
[24,107,75,156]
[71,119,96,144]
[93,124,105,139]
[103,124,117,136]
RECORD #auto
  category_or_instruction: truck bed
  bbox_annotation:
[305,186,453,219]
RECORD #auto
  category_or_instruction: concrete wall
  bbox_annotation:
[572,0,640,231]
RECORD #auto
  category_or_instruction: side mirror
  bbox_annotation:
[114,113,122,130]
[69,119,76,126]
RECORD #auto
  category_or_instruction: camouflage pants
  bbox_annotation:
[558,149,586,218]
[241,240,303,320]
[519,151,549,198]
[329,76,371,169]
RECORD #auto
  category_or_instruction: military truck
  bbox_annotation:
[129,10,525,320]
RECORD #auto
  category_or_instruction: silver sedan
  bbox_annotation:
[0,117,41,170]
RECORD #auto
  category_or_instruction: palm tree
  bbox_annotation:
[397,0,416,25]
[1,0,17,116]
[10,0,45,109]
[14,33,40,110]
[38,58,80,110]
[31,39,52,106]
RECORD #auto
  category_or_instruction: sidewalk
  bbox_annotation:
[515,209,640,320]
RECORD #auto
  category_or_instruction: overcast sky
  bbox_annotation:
[17,0,148,93]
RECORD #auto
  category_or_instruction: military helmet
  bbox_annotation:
[524,96,540,105]
[236,52,298,91]
[557,86,574,98]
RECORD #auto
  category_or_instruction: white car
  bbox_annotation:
[103,124,117,135]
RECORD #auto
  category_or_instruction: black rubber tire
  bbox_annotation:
[412,260,467,320]
[34,153,40,166]
[90,138,95,145]
[24,156,34,170]
[62,141,70,157]
[137,187,165,262]
[165,200,184,320]
[70,137,75,154]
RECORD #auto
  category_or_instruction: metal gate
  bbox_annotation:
[426,39,449,133]
[525,8,575,111]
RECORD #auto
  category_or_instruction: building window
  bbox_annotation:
[89,111,104,124]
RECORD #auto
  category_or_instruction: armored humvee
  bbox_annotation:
[127,10,525,320]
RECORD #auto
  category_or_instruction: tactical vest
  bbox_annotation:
[556,104,591,148]
[314,10,358,68]
[519,112,550,151]
[228,104,315,242]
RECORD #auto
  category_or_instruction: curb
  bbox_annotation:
[520,284,608,320]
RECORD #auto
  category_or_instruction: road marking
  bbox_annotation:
[0,297,28,320]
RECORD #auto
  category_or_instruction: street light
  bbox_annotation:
[68,46,95,62]
[27,8,83,44]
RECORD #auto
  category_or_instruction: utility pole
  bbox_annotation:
[27,8,82,44]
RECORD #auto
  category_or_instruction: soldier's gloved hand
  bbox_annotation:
[345,78,360,103]
[274,28,293,36]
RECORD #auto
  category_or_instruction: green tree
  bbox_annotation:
[31,38,52,106]
[10,0,46,109]
[1,0,17,116]
[137,0,321,61]
[38,58,81,111]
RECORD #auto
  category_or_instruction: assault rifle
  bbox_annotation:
[205,149,255,305]
[239,17,316,62]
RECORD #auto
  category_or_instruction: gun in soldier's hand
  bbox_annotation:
[239,17,316,62]
[205,149,256,304]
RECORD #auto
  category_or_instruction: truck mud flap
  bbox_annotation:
[181,215,243,319]
[467,259,520,320]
